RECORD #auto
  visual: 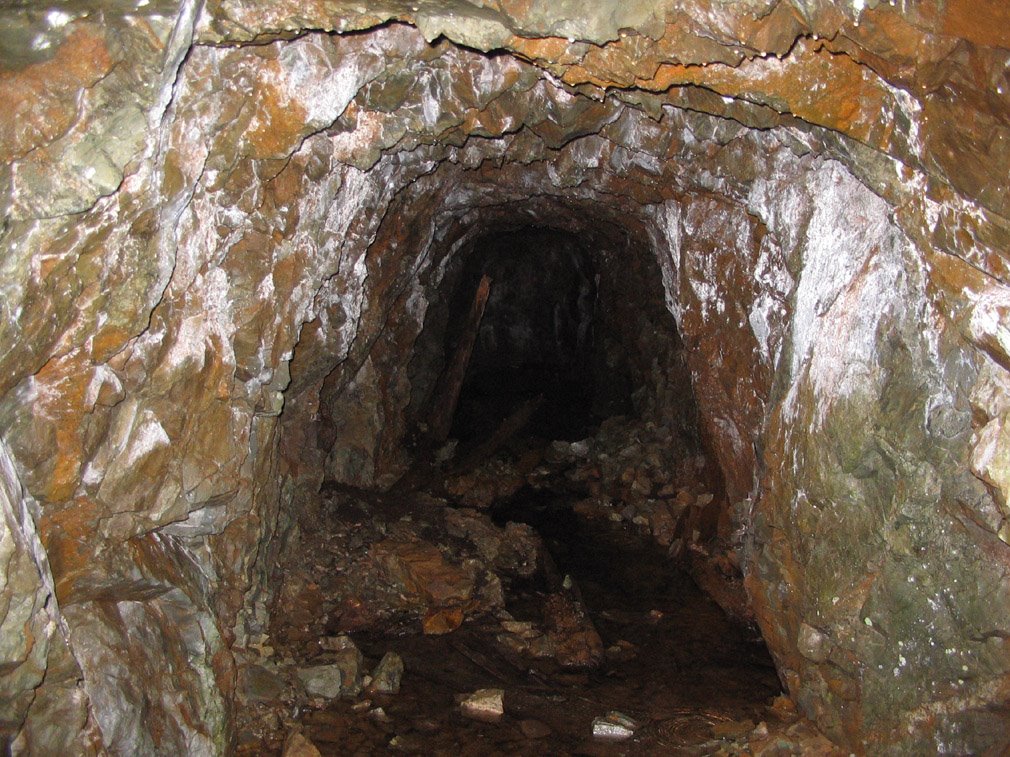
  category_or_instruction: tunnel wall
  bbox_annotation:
[1,2,1010,753]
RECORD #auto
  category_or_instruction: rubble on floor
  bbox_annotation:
[281,728,322,757]
[236,415,844,754]
[266,491,539,646]
[366,651,404,695]
[537,418,722,553]
[442,415,753,623]
[445,416,723,558]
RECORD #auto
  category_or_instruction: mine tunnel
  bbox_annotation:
[443,228,605,445]
[3,2,1010,756]
[280,209,786,753]
[281,216,783,753]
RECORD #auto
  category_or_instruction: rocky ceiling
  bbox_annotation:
[2,0,1010,753]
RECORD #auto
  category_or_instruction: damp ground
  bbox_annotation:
[293,488,784,755]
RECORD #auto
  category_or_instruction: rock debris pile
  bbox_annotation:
[242,418,825,753]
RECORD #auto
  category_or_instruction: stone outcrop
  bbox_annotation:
[1,1,1009,753]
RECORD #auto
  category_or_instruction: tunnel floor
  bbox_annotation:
[245,415,843,755]
[297,495,779,755]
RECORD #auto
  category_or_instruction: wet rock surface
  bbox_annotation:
[1,0,1009,753]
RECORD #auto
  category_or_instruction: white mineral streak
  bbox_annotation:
[570,135,606,171]
[84,365,123,408]
[714,416,747,457]
[748,236,793,366]
[889,84,923,159]
[681,209,731,319]
[149,0,202,130]
[123,416,171,467]
[419,69,443,130]
[652,200,683,324]
[0,441,67,754]
[330,109,387,164]
[965,286,1010,501]
[277,34,387,128]
[97,398,141,471]
[768,161,900,416]
[747,150,813,258]
[0,436,61,632]
[162,268,236,374]
[314,166,376,362]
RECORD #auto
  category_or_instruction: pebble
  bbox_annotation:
[459,688,505,722]
[319,634,357,652]
[592,710,638,740]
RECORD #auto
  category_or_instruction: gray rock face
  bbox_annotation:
[1,1,1009,754]
[0,439,59,745]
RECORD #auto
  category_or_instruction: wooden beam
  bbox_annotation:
[427,274,492,443]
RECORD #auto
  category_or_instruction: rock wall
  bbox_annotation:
[1,1,1009,753]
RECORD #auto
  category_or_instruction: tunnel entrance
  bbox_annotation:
[258,221,788,754]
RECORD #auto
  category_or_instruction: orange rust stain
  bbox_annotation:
[39,495,102,603]
[0,26,114,161]
[561,65,624,89]
[271,248,307,302]
[247,79,309,160]
[421,606,465,635]
[636,40,889,145]
[33,356,92,502]
[575,34,663,87]
[508,35,573,65]
[89,325,132,364]
[942,0,1010,49]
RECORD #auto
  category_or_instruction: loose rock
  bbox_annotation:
[458,688,505,722]
[592,711,638,740]
[296,640,364,699]
[367,651,404,695]
[282,729,322,757]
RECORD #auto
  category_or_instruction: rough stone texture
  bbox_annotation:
[296,649,362,699]
[282,729,322,757]
[0,1,1009,753]
[366,651,404,695]
[0,438,61,746]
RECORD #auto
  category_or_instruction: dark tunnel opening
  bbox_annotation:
[444,228,633,446]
